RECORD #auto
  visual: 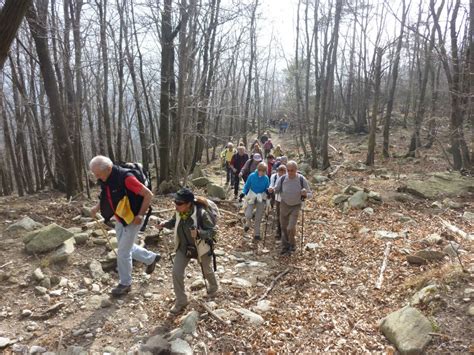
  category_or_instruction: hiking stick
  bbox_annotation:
[94,216,118,257]
[300,201,305,255]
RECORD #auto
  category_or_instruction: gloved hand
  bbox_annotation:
[239,193,245,202]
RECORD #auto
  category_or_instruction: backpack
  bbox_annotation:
[279,173,305,192]
[116,161,153,231]
[194,195,220,271]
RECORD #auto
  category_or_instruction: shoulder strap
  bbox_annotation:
[299,174,304,189]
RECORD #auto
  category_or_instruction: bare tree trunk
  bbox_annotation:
[366,48,383,166]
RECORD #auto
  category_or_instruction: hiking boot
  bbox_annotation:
[111,284,131,296]
[170,302,189,315]
[254,235,261,241]
[145,254,161,274]
[206,287,219,299]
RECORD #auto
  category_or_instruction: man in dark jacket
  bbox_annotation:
[158,188,218,314]
[230,146,249,199]
[90,155,160,296]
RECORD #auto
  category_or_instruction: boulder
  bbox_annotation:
[23,224,75,254]
[141,334,170,354]
[312,175,329,184]
[348,191,369,209]
[170,339,193,355]
[50,238,76,264]
[380,306,432,354]
[414,250,445,262]
[180,310,199,334]
[192,164,206,179]
[400,171,474,199]
[191,177,210,188]
[207,183,226,200]
[232,307,264,326]
[332,194,350,205]
[5,217,43,238]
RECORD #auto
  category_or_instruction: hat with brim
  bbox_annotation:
[253,153,262,161]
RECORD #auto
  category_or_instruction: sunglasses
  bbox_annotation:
[174,201,186,206]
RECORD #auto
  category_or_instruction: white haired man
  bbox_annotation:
[268,161,312,255]
[89,155,160,296]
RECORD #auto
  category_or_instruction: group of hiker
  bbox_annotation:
[88,133,311,314]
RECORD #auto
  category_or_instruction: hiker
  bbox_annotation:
[263,139,273,157]
[251,142,263,158]
[240,153,262,182]
[268,161,312,255]
[157,188,218,314]
[260,131,269,145]
[273,144,283,158]
[266,154,275,177]
[230,146,249,199]
[239,162,270,241]
[250,139,259,152]
[220,142,236,185]
[272,155,288,173]
[89,156,160,296]
[269,164,287,240]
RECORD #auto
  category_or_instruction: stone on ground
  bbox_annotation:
[23,224,75,254]
[50,238,76,264]
[348,191,368,209]
[192,164,206,179]
[232,307,264,325]
[191,177,210,188]
[170,338,193,355]
[141,334,170,354]
[207,183,226,200]
[180,310,199,334]
[5,217,43,238]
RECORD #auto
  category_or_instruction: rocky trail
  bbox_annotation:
[0,127,473,354]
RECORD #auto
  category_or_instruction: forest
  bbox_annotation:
[0,0,473,353]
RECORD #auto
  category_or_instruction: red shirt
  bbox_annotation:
[106,176,144,220]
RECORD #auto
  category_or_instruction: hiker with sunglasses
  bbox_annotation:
[157,188,218,314]
[268,161,312,255]
[239,162,270,241]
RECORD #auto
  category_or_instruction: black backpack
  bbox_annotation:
[116,162,153,231]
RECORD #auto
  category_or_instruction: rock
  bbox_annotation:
[67,227,83,234]
[368,191,382,201]
[231,277,253,288]
[400,171,474,199]
[23,224,75,254]
[21,309,33,318]
[343,185,363,194]
[359,227,370,235]
[100,298,113,308]
[5,217,43,238]
[312,175,329,184]
[463,211,474,223]
[232,307,264,325]
[12,344,29,353]
[255,300,271,313]
[166,328,184,341]
[411,285,439,306]
[415,250,445,262]
[304,243,319,251]
[468,305,474,316]
[348,191,368,209]
[298,163,311,175]
[235,261,267,271]
[380,306,432,354]
[362,207,374,215]
[431,201,443,209]
[29,345,47,353]
[170,339,193,355]
[443,198,464,209]
[191,177,210,188]
[50,238,76,264]
[207,183,226,200]
[190,279,206,291]
[106,237,118,250]
[34,286,48,296]
[375,230,401,240]
[73,233,90,245]
[443,242,461,257]
[406,255,427,265]
[214,249,225,256]
[49,289,62,297]
[192,164,206,179]
[180,311,199,334]
[87,295,108,310]
[91,284,100,293]
[0,337,11,348]
[332,194,350,205]
[32,268,45,282]
[141,334,170,354]
[92,239,107,246]
[89,260,105,280]
[422,233,442,246]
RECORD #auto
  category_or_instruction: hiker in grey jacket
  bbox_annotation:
[158,188,218,314]
[269,161,312,255]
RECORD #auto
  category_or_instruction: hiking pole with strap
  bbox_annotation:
[191,225,209,293]
[300,199,305,255]
[263,199,271,247]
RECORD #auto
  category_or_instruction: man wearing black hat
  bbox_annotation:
[157,188,218,314]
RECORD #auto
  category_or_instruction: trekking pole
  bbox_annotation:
[93,216,118,257]
[263,199,271,247]
[300,200,305,255]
